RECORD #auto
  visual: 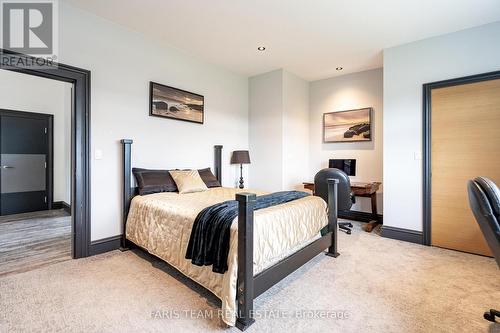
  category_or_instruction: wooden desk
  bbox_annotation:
[303,182,316,193]
[303,181,382,232]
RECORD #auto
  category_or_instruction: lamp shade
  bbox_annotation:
[231,150,251,164]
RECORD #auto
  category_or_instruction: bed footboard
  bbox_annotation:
[235,179,339,331]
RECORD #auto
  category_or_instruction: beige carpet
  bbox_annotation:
[0,223,498,333]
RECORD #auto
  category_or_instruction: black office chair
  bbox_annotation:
[467,176,500,323]
[315,168,355,234]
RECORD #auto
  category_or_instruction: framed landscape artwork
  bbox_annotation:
[150,82,204,124]
[323,107,372,143]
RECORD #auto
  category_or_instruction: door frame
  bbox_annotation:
[0,109,54,213]
[1,49,91,258]
[422,70,500,246]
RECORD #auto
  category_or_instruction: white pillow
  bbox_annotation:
[169,170,208,194]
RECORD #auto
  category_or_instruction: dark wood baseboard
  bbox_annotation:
[381,226,423,244]
[89,235,122,256]
[52,201,71,214]
[339,210,383,223]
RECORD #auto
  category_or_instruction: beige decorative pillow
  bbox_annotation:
[169,170,208,194]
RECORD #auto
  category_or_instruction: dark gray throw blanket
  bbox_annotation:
[185,191,310,274]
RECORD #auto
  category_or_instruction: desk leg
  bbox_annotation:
[370,193,378,218]
[363,193,380,233]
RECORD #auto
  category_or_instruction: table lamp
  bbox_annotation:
[230,150,251,189]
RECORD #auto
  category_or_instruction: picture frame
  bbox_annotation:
[323,107,372,143]
[149,81,204,124]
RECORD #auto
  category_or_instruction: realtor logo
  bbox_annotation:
[1,0,58,58]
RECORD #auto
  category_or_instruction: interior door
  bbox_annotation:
[0,113,50,215]
[431,78,500,256]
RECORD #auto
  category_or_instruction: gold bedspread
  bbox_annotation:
[126,187,328,326]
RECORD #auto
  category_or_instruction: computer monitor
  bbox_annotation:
[329,159,356,176]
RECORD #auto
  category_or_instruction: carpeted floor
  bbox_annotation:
[0,223,498,333]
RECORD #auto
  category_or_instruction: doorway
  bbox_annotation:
[0,50,90,258]
[0,73,73,276]
[0,110,53,215]
[423,71,500,256]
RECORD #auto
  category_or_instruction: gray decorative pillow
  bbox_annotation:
[198,168,221,188]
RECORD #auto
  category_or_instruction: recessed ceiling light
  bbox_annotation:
[257,46,266,51]
[336,67,343,71]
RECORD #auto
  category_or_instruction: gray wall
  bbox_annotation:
[283,71,310,190]
[383,21,500,231]
[249,70,284,191]
[59,2,249,240]
[309,68,383,213]
[249,69,309,192]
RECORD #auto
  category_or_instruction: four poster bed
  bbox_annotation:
[120,139,339,330]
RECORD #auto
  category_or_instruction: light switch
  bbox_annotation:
[95,149,103,160]
[414,151,422,160]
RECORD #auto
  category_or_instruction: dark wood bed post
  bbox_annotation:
[214,145,223,183]
[326,179,340,257]
[121,139,133,250]
[235,192,256,331]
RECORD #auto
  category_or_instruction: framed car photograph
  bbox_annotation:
[149,82,204,124]
[323,107,372,143]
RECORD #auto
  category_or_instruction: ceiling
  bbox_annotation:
[66,0,500,81]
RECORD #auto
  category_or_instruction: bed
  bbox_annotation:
[120,140,339,330]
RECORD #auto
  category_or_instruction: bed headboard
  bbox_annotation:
[120,139,223,248]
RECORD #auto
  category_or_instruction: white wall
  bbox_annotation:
[283,71,310,191]
[249,69,309,192]
[383,21,500,231]
[250,67,382,204]
[0,70,72,204]
[58,3,249,240]
[14,2,496,240]
[309,68,383,212]
[249,70,283,191]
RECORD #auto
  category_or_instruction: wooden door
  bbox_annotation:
[431,78,500,256]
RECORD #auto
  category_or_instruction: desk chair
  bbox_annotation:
[467,176,500,323]
[315,168,354,234]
